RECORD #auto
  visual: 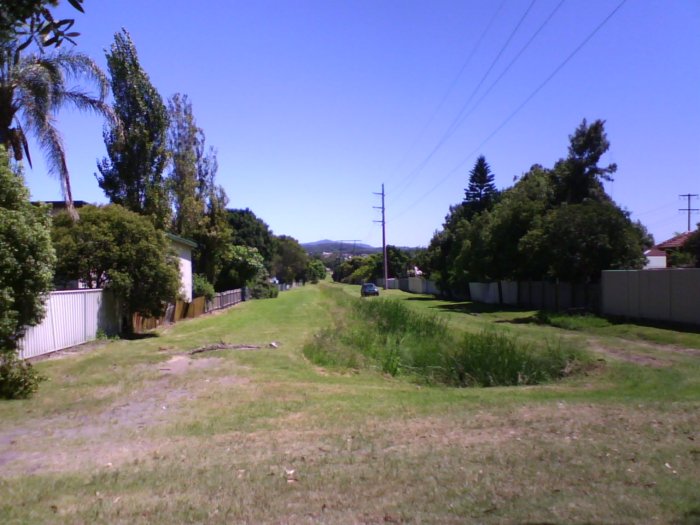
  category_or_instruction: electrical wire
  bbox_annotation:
[390,0,538,201]
[449,0,567,140]
[385,0,507,187]
[390,0,628,222]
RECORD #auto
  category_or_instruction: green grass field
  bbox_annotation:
[1,283,699,524]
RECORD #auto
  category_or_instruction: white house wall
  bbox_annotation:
[171,242,193,302]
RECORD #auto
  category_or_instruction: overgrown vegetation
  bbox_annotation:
[0,352,44,399]
[304,287,588,386]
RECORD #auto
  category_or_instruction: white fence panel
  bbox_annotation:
[18,289,119,359]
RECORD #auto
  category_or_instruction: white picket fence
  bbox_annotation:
[17,289,120,360]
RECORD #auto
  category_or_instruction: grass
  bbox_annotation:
[305,287,588,386]
[1,283,699,524]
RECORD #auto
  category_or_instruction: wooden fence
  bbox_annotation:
[133,288,244,333]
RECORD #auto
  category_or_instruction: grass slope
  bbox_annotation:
[1,283,698,524]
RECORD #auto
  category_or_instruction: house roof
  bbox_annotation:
[644,248,666,257]
[32,200,88,215]
[166,232,197,249]
[656,232,693,250]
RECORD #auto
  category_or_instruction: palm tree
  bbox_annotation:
[0,44,114,217]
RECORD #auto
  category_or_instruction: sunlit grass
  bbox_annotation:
[1,283,698,524]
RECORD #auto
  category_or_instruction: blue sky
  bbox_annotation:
[23,0,700,248]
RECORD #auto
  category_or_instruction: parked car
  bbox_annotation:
[361,283,379,297]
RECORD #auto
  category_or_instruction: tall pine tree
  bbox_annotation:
[463,155,497,218]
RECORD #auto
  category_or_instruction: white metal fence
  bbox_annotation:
[17,289,120,360]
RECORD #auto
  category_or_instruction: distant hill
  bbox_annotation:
[302,240,381,255]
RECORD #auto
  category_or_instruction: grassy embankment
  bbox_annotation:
[0,282,698,524]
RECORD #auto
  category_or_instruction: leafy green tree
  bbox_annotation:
[272,235,309,284]
[520,200,645,283]
[464,155,498,217]
[306,258,327,283]
[0,44,112,217]
[551,119,616,205]
[166,93,232,286]
[167,93,201,238]
[192,273,215,300]
[684,225,700,268]
[52,204,181,333]
[0,146,55,352]
[485,164,554,282]
[332,256,366,283]
[216,245,266,290]
[97,29,170,229]
[383,245,410,280]
[226,208,275,269]
[1,0,84,51]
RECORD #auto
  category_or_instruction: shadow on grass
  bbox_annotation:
[426,300,531,316]
[121,332,159,341]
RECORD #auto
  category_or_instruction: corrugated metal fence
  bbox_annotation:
[18,289,119,360]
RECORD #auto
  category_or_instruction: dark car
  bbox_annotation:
[361,283,379,297]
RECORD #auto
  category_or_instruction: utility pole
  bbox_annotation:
[374,184,388,290]
[679,194,699,231]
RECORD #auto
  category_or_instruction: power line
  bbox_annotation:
[390,0,537,201]
[449,0,567,138]
[385,0,507,186]
[390,0,628,222]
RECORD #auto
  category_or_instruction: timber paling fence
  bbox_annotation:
[19,288,245,359]
[133,288,245,332]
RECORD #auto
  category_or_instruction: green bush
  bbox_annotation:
[193,274,215,301]
[249,280,279,299]
[0,352,45,399]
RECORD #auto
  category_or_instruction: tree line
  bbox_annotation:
[0,2,324,397]
[332,120,684,298]
[423,119,655,300]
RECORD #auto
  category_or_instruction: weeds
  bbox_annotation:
[305,288,588,387]
[448,332,587,387]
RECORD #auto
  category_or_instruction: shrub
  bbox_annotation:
[0,352,45,399]
[193,274,215,301]
[0,148,55,351]
[249,280,279,299]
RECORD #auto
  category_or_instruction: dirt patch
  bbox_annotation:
[587,342,672,367]
[622,339,700,358]
[158,355,222,374]
[0,355,251,477]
